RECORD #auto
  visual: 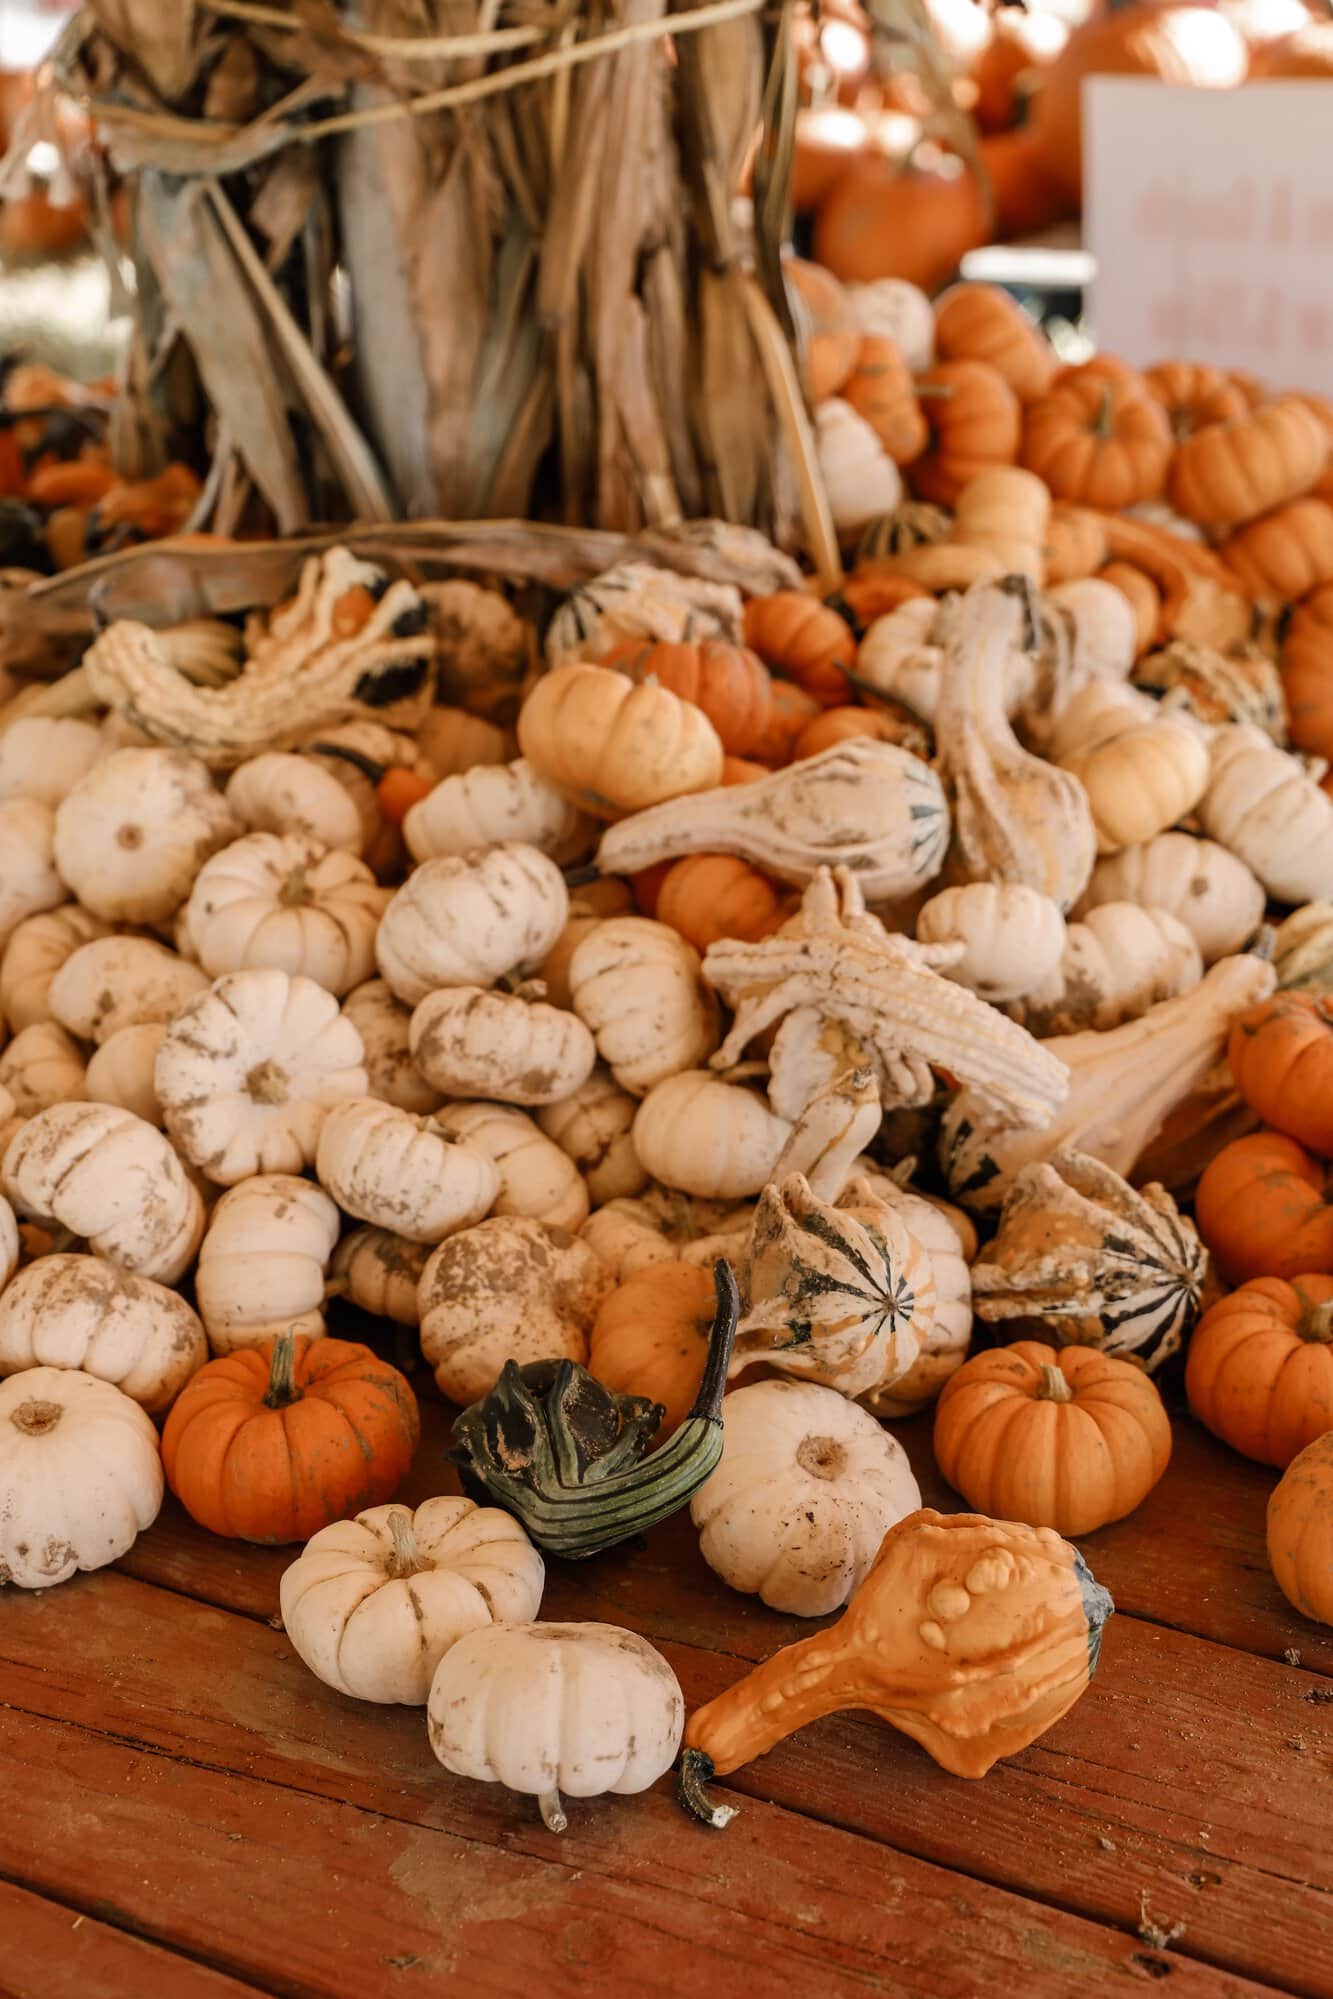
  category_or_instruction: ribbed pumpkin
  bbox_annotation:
[842,337,928,465]
[1186,1274,1333,1468]
[932,283,1056,405]
[655,853,787,954]
[1196,1131,1333,1283]
[1282,581,1333,757]
[787,257,861,402]
[162,1331,420,1543]
[1222,499,1333,606]
[587,1260,717,1441]
[1045,504,1109,584]
[600,638,772,757]
[792,701,930,763]
[743,592,857,708]
[1267,1429,1333,1626]
[1227,992,1333,1156]
[1169,397,1329,532]
[1143,360,1250,440]
[744,680,823,765]
[933,1340,1172,1536]
[1022,366,1173,509]
[910,359,1022,508]
[812,154,987,296]
[833,567,932,632]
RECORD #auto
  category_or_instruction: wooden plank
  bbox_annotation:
[0,1877,266,1999]
[0,1705,1266,1999]
[0,1568,1326,1996]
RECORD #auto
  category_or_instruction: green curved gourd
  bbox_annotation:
[447,1259,739,1559]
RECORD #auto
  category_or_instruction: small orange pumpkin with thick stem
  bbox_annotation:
[1267,1429,1333,1626]
[842,337,928,465]
[1221,498,1333,607]
[1169,396,1329,532]
[1227,992,1333,1156]
[1143,360,1249,441]
[910,359,1022,508]
[743,592,857,708]
[1022,365,1172,510]
[1195,1131,1333,1284]
[933,282,1056,405]
[162,1330,419,1543]
[677,1508,1113,1820]
[1186,1274,1333,1468]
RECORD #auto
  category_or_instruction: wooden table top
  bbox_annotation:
[2,1375,1330,1999]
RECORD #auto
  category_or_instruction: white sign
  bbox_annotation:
[1086,80,1333,393]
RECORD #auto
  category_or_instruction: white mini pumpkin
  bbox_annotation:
[84,1024,167,1126]
[427,1621,684,1831]
[568,917,719,1095]
[856,596,949,722]
[418,1216,613,1405]
[0,904,108,1033]
[1077,830,1265,965]
[194,1174,340,1353]
[579,1190,754,1282]
[916,883,1067,1002]
[48,936,209,1043]
[329,1226,429,1326]
[155,968,368,1185]
[182,833,388,995]
[1015,901,1203,1035]
[0,716,101,807]
[1054,686,1210,855]
[846,276,935,369]
[315,1097,499,1245]
[1046,577,1138,686]
[341,979,442,1115]
[376,842,568,1006]
[816,398,904,536]
[1200,725,1333,905]
[691,1378,922,1616]
[2,1102,204,1284]
[53,748,239,923]
[225,751,373,855]
[0,1022,86,1117]
[0,1254,206,1413]
[0,799,64,947]
[280,1498,545,1705]
[0,1193,17,1293]
[536,881,636,1012]
[631,1071,791,1199]
[404,759,593,867]
[434,1102,589,1232]
[537,1070,648,1205]
[409,984,597,1107]
[0,1366,163,1587]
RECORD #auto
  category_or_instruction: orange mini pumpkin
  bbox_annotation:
[1022,366,1172,510]
[1169,396,1329,532]
[933,1340,1171,1536]
[721,753,772,786]
[932,282,1056,405]
[1228,992,1333,1156]
[1186,1274,1333,1469]
[655,852,787,953]
[812,154,987,296]
[1267,1429,1333,1626]
[792,701,930,763]
[1098,561,1162,653]
[910,359,1022,509]
[1195,1131,1333,1284]
[1044,504,1109,584]
[787,257,861,403]
[842,337,929,465]
[1221,497,1333,606]
[601,637,772,757]
[1282,581,1333,757]
[833,566,931,632]
[588,1261,719,1441]
[743,591,857,708]
[162,1331,420,1544]
[1143,360,1250,441]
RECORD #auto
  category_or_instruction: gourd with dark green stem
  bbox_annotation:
[447,1260,739,1558]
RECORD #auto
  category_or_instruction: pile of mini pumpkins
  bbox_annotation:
[0,276,1330,1833]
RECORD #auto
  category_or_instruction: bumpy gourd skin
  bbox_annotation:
[680,1508,1112,1815]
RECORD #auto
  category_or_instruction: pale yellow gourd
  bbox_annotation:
[0,1022,86,1117]
[48,936,208,1043]
[1200,724,1333,905]
[578,1187,754,1282]
[341,979,442,1116]
[518,663,724,819]
[952,468,1050,583]
[0,716,101,807]
[1053,683,1210,855]
[537,1070,647,1205]
[631,1071,792,1200]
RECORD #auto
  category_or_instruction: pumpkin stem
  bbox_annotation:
[562,862,601,889]
[538,1787,568,1834]
[385,1509,420,1577]
[264,1330,304,1410]
[8,1397,63,1436]
[1035,1363,1074,1403]
[1093,383,1115,441]
[306,740,385,784]
[1303,1299,1333,1344]
[678,1747,739,1829]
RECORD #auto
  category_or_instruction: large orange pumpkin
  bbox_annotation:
[910,359,1022,508]
[162,1332,420,1543]
[1228,992,1333,1155]
[932,283,1056,405]
[588,1261,719,1440]
[1022,366,1173,509]
[977,128,1073,240]
[1267,1428,1333,1625]
[1186,1274,1333,1468]
[1282,581,1333,756]
[743,591,857,707]
[601,637,773,756]
[812,152,987,294]
[1195,1131,1333,1283]
[655,852,787,953]
[933,1340,1172,1535]
[971,6,1070,133]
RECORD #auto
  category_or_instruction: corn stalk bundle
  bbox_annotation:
[51,0,839,567]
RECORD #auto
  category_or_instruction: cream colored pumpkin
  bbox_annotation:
[535,882,636,1013]
[850,1176,974,1418]
[0,1193,18,1293]
[0,1086,22,1163]
[434,1102,589,1232]
[846,277,935,369]
[0,1367,163,1588]
[281,1497,545,1705]
[84,1024,166,1126]
[691,1379,922,1616]
[1200,724,1333,905]
[916,883,1067,1003]
[376,842,568,1007]
[0,800,64,946]
[1046,577,1138,685]
[856,596,951,723]
[0,1022,86,1117]
[1053,684,1210,855]
[0,716,101,807]
[578,1189,754,1282]
[427,1621,683,1831]
[195,1174,341,1353]
[418,1216,613,1405]
[1077,831,1265,965]
[517,662,725,820]
[1014,902,1203,1036]
[0,1254,206,1413]
[816,398,904,535]
[181,833,388,996]
[632,1071,791,1199]
[53,748,239,924]
[537,1070,648,1205]
[329,1226,429,1327]
[404,760,593,868]
[341,978,442,1115]
[2,1102,204,1283]
[568,917,719,1096]
[224,752,373,855]
[0,905,109,1033]
[409,984,596,1107]
[314,1097,499,1245]
[155,968,368,1186]
[48,936,209,1044]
